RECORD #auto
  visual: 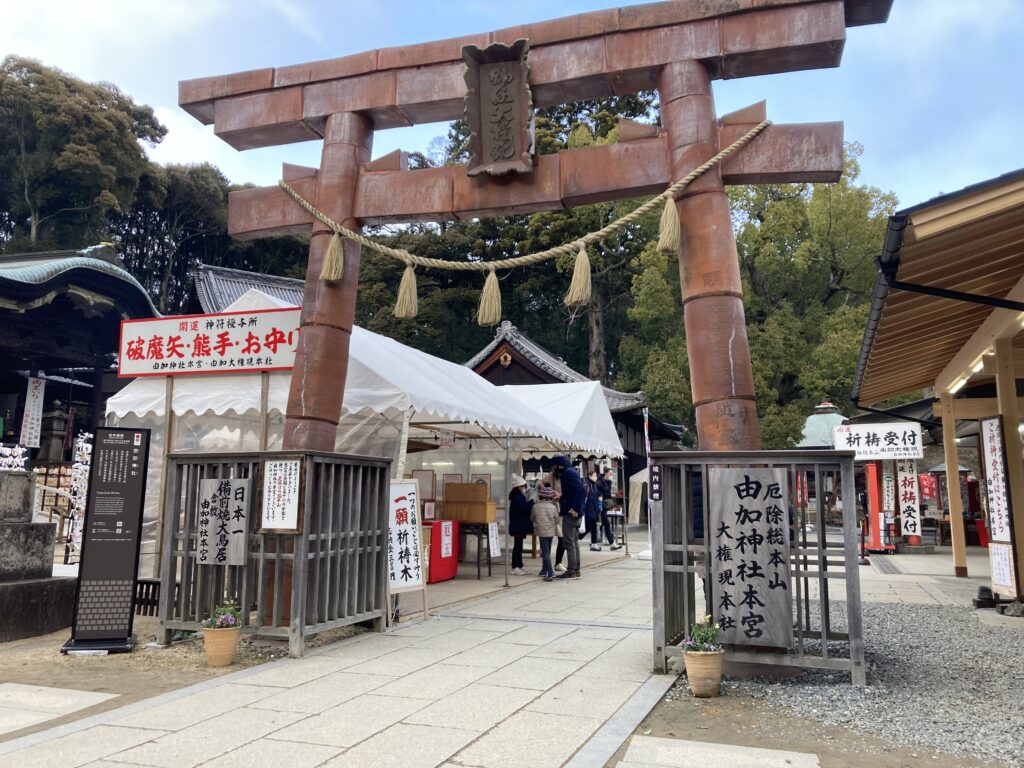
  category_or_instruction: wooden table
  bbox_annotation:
[458,523,493,579]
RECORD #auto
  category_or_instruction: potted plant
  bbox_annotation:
[201,604,242,667]
[682,614,724,697]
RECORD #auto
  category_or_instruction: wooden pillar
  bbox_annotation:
[283,112,373,451]
[939,394,968,576]
[994,338,1024,593]
[656,60,760,450]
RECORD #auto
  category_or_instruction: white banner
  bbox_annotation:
[488,521,501,557]
[19,376,45,448]
[197,478,249,566]
[119,308,300,377]
[440,520,453,558]
[980,416,1012,544]
[833,423,923,460]
[261,459,301,532]
[896,459,921,539]
[389,480,424,592]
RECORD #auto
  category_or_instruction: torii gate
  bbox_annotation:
[180,0,891,453]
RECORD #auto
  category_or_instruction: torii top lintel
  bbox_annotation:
[180,0,891,152]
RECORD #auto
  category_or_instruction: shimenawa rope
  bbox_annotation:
[280,119,770,325]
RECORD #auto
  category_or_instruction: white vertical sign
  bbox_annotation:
[980,417,1012,543]
[896,459,920,539]
[979,416,1018,598]
[261,459,301,532]
[440,520,453,558]
[389,480,424,592]
[19,377,45,448]
[488,521,501,557]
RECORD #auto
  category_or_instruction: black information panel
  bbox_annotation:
[62,427,150,653]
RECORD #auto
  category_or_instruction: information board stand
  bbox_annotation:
[62,428,151,654]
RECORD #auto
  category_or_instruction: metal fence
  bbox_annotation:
[651,450,865,685]
[157,450,390,657]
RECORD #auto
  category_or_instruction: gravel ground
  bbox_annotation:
[694,601,1024,766]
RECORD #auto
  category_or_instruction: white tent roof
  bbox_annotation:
[107,290,623,453]
[501,382,623,458]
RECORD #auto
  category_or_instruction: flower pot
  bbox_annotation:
[684,649,724,697]
[203,626,241,667]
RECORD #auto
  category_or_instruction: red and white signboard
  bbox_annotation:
[896,459,921,539]
[118,308,300,377]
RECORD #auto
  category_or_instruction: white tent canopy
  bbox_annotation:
[501,382,623,458]
[107,289,622,456]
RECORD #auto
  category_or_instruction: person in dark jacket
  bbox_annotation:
[551,456,585,579]
[596,468,621,550]
[580,469,603,551]
[508,474,533,576]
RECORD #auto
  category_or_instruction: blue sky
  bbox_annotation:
[4,0,1023,210]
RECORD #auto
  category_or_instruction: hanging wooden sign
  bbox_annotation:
[463,39,534,177]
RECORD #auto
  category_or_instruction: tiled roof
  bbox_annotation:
[194,263,303,313]
[0,244,159,318]
[466,321,646,413]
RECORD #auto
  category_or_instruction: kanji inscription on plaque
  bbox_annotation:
[463,38,534,176]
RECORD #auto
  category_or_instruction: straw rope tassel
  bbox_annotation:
[477,268,502,326]
[319,232,345,282]
[657,197,680,254]
[394,264,419,318]
[564,243,592,306]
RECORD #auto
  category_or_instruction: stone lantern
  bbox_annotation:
[39,400,68,463]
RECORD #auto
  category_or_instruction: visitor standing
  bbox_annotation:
[508,474,533,576]
[598,467,622,551]
[582,469,603,551]
[531,484,559,581]
[551,456,585,579]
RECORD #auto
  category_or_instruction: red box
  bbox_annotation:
[427,520,459,584]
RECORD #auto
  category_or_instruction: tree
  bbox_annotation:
[0,56,165,250]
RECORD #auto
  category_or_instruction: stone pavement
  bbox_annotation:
[0,556,674,768]
[0,538,999,768]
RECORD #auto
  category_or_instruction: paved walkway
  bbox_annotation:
[0,557,672,768]
[0,537,998,768]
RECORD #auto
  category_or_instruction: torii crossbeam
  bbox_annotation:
[181,0,892,452]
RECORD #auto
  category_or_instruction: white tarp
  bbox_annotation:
[501,382,623,458]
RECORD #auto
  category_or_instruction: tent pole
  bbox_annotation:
[153,376,174,577]
[395,408,412,480]
[259,372,269,451]
[504,433,511,588]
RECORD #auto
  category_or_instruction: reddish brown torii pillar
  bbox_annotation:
[284,113,371,450]
[658,60,760,450]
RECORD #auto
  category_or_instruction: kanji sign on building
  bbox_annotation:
[979,416,1020,598]
[833,423,923,461]
[261,458,302,533]
[197,478,249,566]
[389,480,424,593]
[119,308,300,377]
[709,468,793,649]
[896,459,921,539]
